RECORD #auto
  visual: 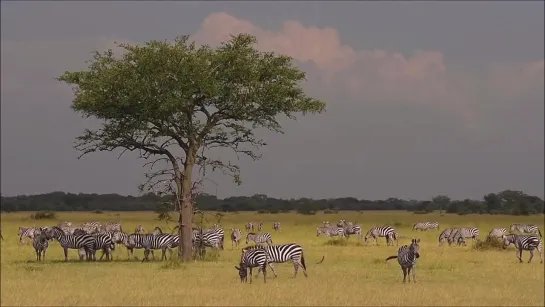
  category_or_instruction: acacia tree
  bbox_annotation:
[57,33,326,261]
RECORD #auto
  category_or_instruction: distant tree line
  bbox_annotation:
[1,189,543,216]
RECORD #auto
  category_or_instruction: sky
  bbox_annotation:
[1,1,544,201]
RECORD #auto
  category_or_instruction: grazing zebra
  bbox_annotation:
[81,222,102,234]
[125,233,156,260]
[231,229,242,248]
[257,223,263,231]
[91,233,115,261]
[135,233,179,262]
[386,231,399,246]
[273,222,281,232]
[235,248,269,284]
[134,225,145,234]
[364,226,396,246]
[488,228,507,238]
[245,222,254,232]
[316,226,346,238]
[413,222,440,231]
[246,232,273,245]
[449,227,479,245]
[242,244,324,278]
[385,239,421,283]
[32,228,49,261]
[438,228,453,246]
[510,224,542,237]
[502,234,543,263]
[19,227,40,244]
[44,226,95,262]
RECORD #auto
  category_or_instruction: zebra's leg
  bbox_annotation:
[43,249,46,261]
[517,248,523,263]
[402,267,407,283]
[411,266,416,283]
[528,250,534,263]
[249,267,254,284]
[262,264,267,284]
[151,250,156,260]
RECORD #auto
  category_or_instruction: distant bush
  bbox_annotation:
[30,211,56,220]
[323,209,338,214]
[257,209,269,214]
[324,239,348,246]
[413,210,429,215]
[91,210,103,214]
[473,236,505,251]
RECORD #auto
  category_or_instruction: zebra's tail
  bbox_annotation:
[301,254,307,270]
[539,228,542,238]
[316,255,325,264]
[384,255,397,263]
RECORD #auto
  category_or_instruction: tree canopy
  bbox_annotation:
[56,33,326,261]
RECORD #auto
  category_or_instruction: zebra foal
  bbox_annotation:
[385,238,421,283]
[246,232,273,245]
[32,228,49,261]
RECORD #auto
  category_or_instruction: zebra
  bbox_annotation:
[81,222,102,234]
[19,226,40,244]
[488,228,507,238]
[385,239,421,283]
[135,233,179,262]
[413,222,439,231]
[235,248,269,284]
[273,221,281,232]
[386,231,400,247]
[242,244,324,278]
[192,229,222,259]
[502,234,543,263]
[230,229,242,249]
[245,222,254,232]
[57,222,73,234]
[103,222,122,233]
[246,232,273,245]
[510,224,542,237]
[125,233,156,260]
[44,226,95,262]
[316,226,346,238]
[32,227,49,261]
[364,226,396,246]
[91,232,115,261]
[134,225,145,234]
[341,221,362,239]
[438,228,453,246]
[337,220,346,227]
[449,227,479,245]
[257,222,263,231]
[323,221,331,227]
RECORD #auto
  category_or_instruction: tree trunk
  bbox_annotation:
[180,149,196,262]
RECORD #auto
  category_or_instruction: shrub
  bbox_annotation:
[91,210,103,214]
[472,236,505,251]
[30,211,56,220]
[257,209,269,214]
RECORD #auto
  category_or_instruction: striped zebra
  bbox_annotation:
[386,231,399,247]
[257,223,263,231]
[438,228,453,246]
[510,224,542,237]
[134,225,145,234]
[19,226,40,244]
[449,227,479,245]
[32,228,49,261]
[103,222,122,233]
[235,248,269,283]
[57,222,73,234]
[81,222,102,234]
[246,232,273,245]
[230,229,242,248]
[273,222,281,232]
[364,226,396,246]
[242,243,324,278]
[316,226,346,238]
[385,239,421,283]
[44,226,95,262]
[192,229,222,259]
[125,233,156,260]
[245,222,254,232]
[337,220,346,227]
[342,221,362,239]
[323,221,331,227]
[91,233,115,261]
[413,222,440,231]
[134,233,179,262]
[502,234,543,263]
[488,228,507,238]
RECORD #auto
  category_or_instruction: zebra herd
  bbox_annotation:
[10,219,544,284]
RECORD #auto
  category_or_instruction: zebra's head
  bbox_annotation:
[245,233,256,244]
[316,228,323,237]
[235,263,248,282]
[502,234,515,249]
[410,239,421,258]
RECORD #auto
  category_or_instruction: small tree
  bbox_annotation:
[57,33,326,262]
[432,195,450,216]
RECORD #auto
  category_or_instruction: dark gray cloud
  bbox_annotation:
[1,2,543,200]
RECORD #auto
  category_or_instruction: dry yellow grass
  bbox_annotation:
[1,211,544,306]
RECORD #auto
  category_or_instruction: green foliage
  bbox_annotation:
[30,211,57,220]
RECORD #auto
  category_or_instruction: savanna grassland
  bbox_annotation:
[1,211,544,306]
